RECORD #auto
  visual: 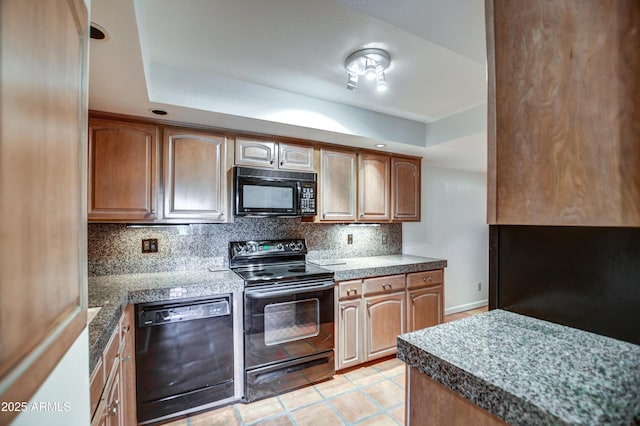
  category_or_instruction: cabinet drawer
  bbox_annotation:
[363,275,405,295]
[338,280,363,300]
[103,324,120,380]
[407,270,443,289]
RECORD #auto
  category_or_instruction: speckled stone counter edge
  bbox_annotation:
[397,338,565,425]
[89,255,447,374]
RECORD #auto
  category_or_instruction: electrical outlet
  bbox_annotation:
[477,282,482,291]
[381,234,388,244]
[347,234,353,244]
[142,238,158,253]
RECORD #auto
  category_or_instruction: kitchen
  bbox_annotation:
[1,1,639,426]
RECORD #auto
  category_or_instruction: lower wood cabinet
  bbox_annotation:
[364,292,405,360]
[335,270,443,370]
[90,305,136,426]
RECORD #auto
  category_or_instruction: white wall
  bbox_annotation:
[13,329,91,426]
[403,166,489,314]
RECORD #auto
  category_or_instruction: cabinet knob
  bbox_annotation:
[322,213,326,219]
[422,276,432,282]
[123,325,130,333]
[367,302,372,308]
[122,355,132,362]
[219,211,225,218]
[270,159,274,165]
[280,161,284,166]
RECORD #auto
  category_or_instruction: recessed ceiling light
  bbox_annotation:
[375,144,386,148]
[150,109,168,116]
[89,23,109,41]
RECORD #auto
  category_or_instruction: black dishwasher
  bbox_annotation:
[135,295,234,424]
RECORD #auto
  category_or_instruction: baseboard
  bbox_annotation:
[445,300,488,315]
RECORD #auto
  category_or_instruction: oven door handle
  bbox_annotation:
[246,281,334,299]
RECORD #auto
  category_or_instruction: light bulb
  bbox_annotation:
[365,58,377,80]
[347,72,358,90]
[376,71,388,92]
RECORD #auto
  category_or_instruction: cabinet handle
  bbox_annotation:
[270,159,274,165]
[122,325,130,333]
[346,288,358,296]
[382,283,392,290]
[322,213,326,219]
[219,211,225,218]
[367,302,372,308]
[422,276,432,282]
[122,355,131,362]
[280,161,284,166]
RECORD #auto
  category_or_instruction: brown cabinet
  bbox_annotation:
[163,128,227,222]
[88,118,160,222]
[391,157,421,221]
[278,142,315,171]
[0,0,88,419]
[486,0,640,226]
[358,153,390,221]
[90,307,136,426]
[335,269,444,370]
[406,270,444,332]
[235,137,314,171]
[364,291,406,360]
[319,148,357,221]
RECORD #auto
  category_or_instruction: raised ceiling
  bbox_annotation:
[89,0,488,171]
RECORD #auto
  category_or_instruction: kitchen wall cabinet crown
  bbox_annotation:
[88,118,160,221]
[163,128,227,222]
[486,0,640,226]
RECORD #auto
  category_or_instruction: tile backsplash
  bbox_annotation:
[88,218,402,276]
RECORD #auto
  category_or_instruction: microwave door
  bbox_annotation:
[237,179,297,216]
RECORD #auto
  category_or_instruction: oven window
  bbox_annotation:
[243,185,293,209]
[263,299,319,346]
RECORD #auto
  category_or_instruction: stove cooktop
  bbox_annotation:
[232,262,334,286]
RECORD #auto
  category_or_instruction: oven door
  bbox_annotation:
[236,176,298,216]
[244,279,334,369]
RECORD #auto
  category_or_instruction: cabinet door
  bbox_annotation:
[391,157,421,221]
[364,292,405,361]
[0,0,88,418]
[278,142,315,171]
[486,0,640,226]
[163,128,227,221]
[105,363,123,426]
[88,119,159,221]
[235,137,277,168]
[320,148,357,221]
[358,153,390,221]
[407,286,443,332]
[337,299,364,370]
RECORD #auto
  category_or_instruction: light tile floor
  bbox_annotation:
[162,306,488,426]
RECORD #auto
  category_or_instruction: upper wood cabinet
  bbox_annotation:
[0,0,88,420]
[391,157,421,221]
[319,148,357,221]
[235,137,277,168]
[163,128,227,222]
[88,118,160,222]
[235,137,314,171]
[358,153,390,221]
[486,0,640,226]
[278,142,314,171]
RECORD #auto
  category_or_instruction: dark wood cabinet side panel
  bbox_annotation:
[490,0,640,226]
[0,0,88,420]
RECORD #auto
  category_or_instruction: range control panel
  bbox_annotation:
[229,239,307,258]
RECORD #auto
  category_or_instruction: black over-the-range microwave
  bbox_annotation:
[234,166,317,217]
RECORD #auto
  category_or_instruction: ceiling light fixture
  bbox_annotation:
[344,48,391,92]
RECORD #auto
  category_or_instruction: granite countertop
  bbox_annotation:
[308,254,447,281]
[397,309,640,425]
[88,269,244,375]
[88,254,447,375]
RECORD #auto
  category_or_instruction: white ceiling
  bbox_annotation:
[88,0,488,172]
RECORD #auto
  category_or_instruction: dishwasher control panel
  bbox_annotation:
[139,298,230,326]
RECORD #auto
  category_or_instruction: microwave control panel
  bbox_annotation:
[300,182,316,215]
